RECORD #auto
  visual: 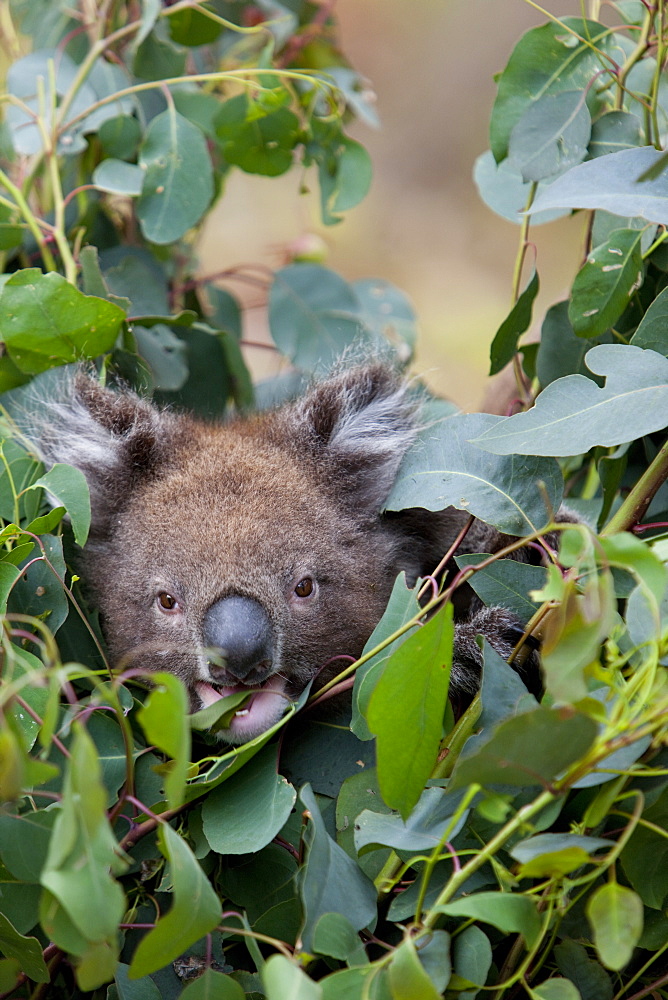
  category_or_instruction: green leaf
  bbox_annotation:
[452,925,492,996]
[4,646,49,749]
[490,18,612,161]
[0,269,125,374]
[434,892,541,948]
[137,109,214,244]
[352,279,418,358]
[586,882,643,970]
[98,115,142,160]
[533,979,583,1000]
[8,533,69,634]
[569,228,644,338]
[588,110,643,158]
[366,604,453,820]
[0,562,21,614]
[318,138,372,224]
[93,159,144,196]
[179,969,244,1000]
[529,146,668,225]
[0,912,48,983]
[216,95,300,177]
[554,939,613,1000]
[621,791,668,908]
[0,809,55,882]
[27,464,91,546]
[388,935,444,1000]
[312,912,367,964]
[298,785,377,954]
[473,150,568,225]
[489,269,539,375]
[536,300,593,387]
[128,822,221,978]
[40,724,126,948]
[630,283,668,354]
[510,833,610,878]
[136,672,190,810]
[262,954,323,1000]
[115,963,161,1000]
[268,264,372,372]
[386,412,564,534]
[354,786,469,854]
[201,747,296,854]
[508,91,591,183]
[472,345,668,456]
[454,555,545,623]
[448,706,598,792]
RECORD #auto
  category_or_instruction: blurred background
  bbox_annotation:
[198,0,585,409]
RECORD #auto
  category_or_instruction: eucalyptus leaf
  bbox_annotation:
[472,345,668,455]
[569,228,644,338]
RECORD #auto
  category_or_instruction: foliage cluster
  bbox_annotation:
[0,2,667,999]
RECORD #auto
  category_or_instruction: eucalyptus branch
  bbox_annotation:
[602,436,668,535]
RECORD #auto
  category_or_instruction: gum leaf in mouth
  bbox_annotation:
[189,688,253,731]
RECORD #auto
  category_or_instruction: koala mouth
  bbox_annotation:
[193,675,290,742]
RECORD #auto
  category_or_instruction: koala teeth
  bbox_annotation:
[234,708,250,717]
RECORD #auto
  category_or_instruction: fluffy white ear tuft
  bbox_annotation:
[288,363,419,511]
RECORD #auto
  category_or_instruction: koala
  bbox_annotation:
[26,362,543,743]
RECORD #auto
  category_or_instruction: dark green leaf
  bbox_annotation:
[569,228,644,338]
[179,969,244,1000]
[201,747,295,854]
[554,939,613,1000]
[298,785,377,954]
[354,786,469,853]
[588,110,643,158]
[448,706,598,791]
[137,109,214,244]
[489,269,539,375]
[455,555,545,623]
[0,913,48,983]
[28,464,91,546]
[216,95,300,177]
[631,283,668,354]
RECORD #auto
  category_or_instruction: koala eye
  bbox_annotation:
[156,591,179,612]
[294,577,314,598]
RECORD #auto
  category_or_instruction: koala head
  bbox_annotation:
[31,363,420,742]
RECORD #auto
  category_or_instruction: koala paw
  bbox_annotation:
[450,606,541,702]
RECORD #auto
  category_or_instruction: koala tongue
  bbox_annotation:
[195,681,243,708]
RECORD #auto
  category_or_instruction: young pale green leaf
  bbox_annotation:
[27,464,91,547]
[137,109,213,244]
[262,954,323,1000]
[448,706,598,792]
[510,832,610,878]
[490,18,612,161]
[352,572,421,740]
[201,747,296,855]
[298,785,377,954]
[529,146,668,224]
[508,91,591,183]
[568,228,644,338]
[128,822,221,978]
[0,913,49,984]
[599,532,666,603]
[386,412,563,534]
[489,269,539,375]
[0,563,20,614]
[472,345,668,456]
[268,265,374,372]
[586,882,643,970]
[136,672,190,810]
[388,935,443,1000]
[366,604,454,820]
[435,892,541,949]
[40,724,127,947]
[318,138,372,224]
[533,978,582,1000]
[473,151,568,225]
[4,646,48,749]
[631,283,668,354]
[0,269,125,374]
[179,968,244,1000]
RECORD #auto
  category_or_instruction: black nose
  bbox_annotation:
[202,595,274,682]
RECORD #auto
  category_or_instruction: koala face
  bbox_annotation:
[32,364,419,742]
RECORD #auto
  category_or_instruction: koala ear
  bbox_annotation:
[287,363,418,511]
[25,371,174,538]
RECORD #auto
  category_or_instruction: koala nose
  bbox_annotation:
[202,595,274,683]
